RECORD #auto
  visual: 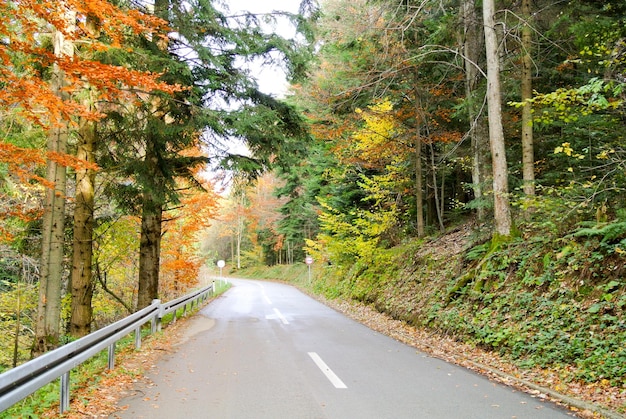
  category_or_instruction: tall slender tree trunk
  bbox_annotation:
[69,11,100,338]
[236,191,244,269]
[13,269,21,367]
[483,0,512,236]
[413,82,425,238]
[230,234,235,264]
[69,102,96,337]
[461,0,492,221]
[33,8,75,356]
[430,142,445,232]
[521,0,535,196]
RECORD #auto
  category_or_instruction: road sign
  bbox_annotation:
[305,256,313,265]
[217,260,225,268]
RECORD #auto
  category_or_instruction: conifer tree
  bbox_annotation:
[97,0,316,308]
[0,0,180,352]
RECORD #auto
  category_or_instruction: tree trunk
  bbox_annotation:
[521,0,535,196]
[33,9,74,357]
[230,234,235,264]
[236,192,244,269]
[483,0,512,236]
[13,272,21,367]
[69,108,96,337]
[137,194,163,309]
[413,82,425,238]
[461,0,491,221]
[136,0,169,310]
[430,142,445,232]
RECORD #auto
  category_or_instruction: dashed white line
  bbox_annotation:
[256,283,272,304]
[274,308,289,324]
[308,352,347,389]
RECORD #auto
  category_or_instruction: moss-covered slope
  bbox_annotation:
[313,221,626,387]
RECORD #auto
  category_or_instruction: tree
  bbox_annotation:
[520,0,535,196]
[0,0,180,353]
[0,0,169,126]
[160,178,218,299]
[459,0,491,221]
[68,92,97,338]
[69,15,101,338]
[246,173,289,265]
[482,0,512,237]
[130,0,313,305]
[412,82,426,237]
[34,7,75,354]
[274,143,326,264]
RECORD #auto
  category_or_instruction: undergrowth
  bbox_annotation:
[307,216,626,387]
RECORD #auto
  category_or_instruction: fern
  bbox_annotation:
[465,242,489,261]
[573,221,626,243]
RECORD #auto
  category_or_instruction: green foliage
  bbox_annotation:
[520,78,624,125]
[304,211,626,388]
[1,380,60,418]
[438,228,626,385]
[231,0,626,407]
[572,220,626,244]
[0,284,37,370]
[306,194,398,268]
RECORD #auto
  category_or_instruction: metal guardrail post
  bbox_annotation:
[135,326,141,350]
[108,343,116,370]
[0,288,215,414]
[60,371,70,413]
[152,299,161,333]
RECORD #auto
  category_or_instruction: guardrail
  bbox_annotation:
[0,282,216,414]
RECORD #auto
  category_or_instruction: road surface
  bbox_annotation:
[112,278,575,418]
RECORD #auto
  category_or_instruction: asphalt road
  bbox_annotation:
[112,278,575,418]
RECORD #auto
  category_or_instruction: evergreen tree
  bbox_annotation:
[100,0,317,308]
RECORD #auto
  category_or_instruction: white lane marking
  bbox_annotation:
[307,352,347,389]
[274,308,289,324]
[256,284,272,305]
[256,283,272,304]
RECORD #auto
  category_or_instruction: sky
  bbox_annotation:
[207,1,305,190]
[226,0,302,16]
[223,0,303,97]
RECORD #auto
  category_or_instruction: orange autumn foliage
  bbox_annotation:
[159,179,219,299]
[0,0,178,127]
[0,0,184,243]
[0,142,49,187]
[246,172,288,251]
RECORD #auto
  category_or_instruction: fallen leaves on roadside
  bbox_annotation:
[41,291,625,419]
[41,319,190,418]
[320,296,625,419]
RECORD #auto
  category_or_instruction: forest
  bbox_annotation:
[1,0,625,415]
